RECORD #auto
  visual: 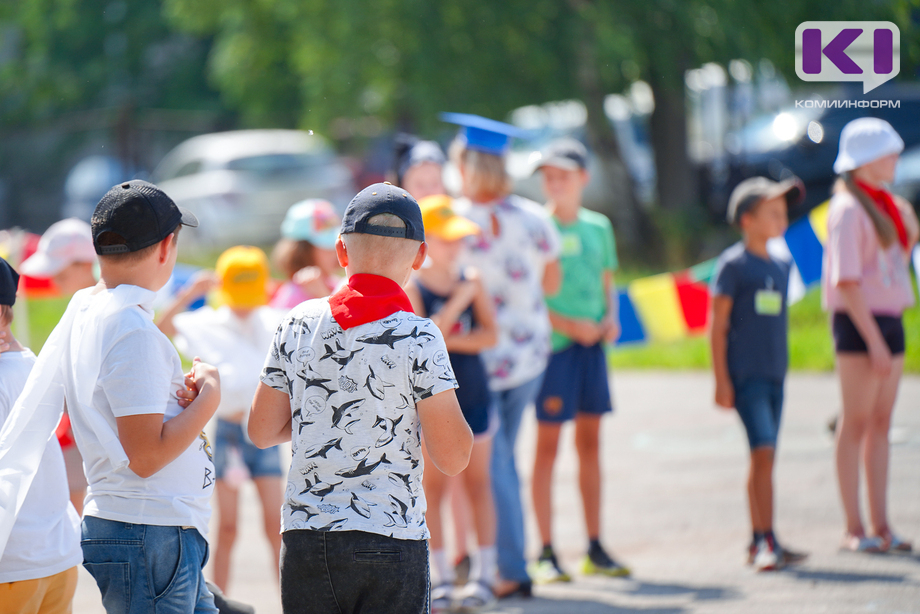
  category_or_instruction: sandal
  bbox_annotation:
[841,533,884,553]
[879,531,913,553]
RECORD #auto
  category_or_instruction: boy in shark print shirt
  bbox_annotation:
[250,183,473,614]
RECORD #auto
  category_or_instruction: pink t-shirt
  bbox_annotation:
[822,191,915,315]
[269,277,343,310]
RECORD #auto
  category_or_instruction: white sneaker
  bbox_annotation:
[430,583,453,613]
[753,540,783,572]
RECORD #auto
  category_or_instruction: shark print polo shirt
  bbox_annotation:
[261,298,458,540]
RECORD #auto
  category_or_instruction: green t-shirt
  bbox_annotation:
[546,208,618,351]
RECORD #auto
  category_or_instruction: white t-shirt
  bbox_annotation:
[67,287,214,537]
[173,306,285,420]
[455,194,561,390]
[0,350,82,583]
[260,300,457,540]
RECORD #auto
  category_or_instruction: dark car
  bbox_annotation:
[722,84,920,219]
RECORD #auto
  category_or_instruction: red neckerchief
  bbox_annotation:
[329,273,414,330]
[855,179,909,249]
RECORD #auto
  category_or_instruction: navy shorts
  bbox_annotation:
[732,378,784,450]
[535,343,613,423]
[214,418,283,480]
[833,312,905,355]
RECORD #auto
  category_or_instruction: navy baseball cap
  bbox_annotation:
[440,112,531,156]
[341,183,425,242]
[92,180,198,255]
[532,137,589,173]
[0,257,19,306]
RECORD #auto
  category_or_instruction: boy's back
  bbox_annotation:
[261,299,455,537]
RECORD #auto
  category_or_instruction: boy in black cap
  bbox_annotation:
[66,180,221,612]
[710,176,808,571]
[249,182,473,614]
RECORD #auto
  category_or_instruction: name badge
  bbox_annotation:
[560,233,582,257]
[754,290,783,316]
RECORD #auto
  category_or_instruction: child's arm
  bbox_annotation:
[710,295,734,409]
[116,358,220,478]
[417,389,472,476]
[836,281,892,377]
[542,259,562,297]
[248,382,293,449]
[155,271,217,338]
[600,270,620,344]
[442,277,498,354]
[548,311,602,346]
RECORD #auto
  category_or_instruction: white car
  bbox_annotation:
[152,130,354,250]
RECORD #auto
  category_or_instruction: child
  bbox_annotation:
[270,199,342,309]
[528,138,628,582]
[0,257,82,614]
[405,194,498,611]
[710,176,808,571]
[70,180,221,612]
[249,182,473,614]
[157,246,286,593]
[392,135,447,200]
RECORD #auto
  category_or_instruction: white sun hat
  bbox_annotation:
[20,218,96,278]
[833,117,904,175]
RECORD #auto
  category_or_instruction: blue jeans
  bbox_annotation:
[81,516,217,614]
[490,374,545,583]
[732,378,784,449]
[279,529,429,614]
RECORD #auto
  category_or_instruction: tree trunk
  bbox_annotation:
[649,71,697,212]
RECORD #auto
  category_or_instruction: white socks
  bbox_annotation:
[469,546,497,586]
[431,549,454,586]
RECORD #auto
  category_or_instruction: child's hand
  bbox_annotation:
[600,316,620,344]
[293,266,331,298]
[714,379,734,410]
[186,271,217,300]
[570,319,602,346]
[178,357,221,410]
[868,340,892,378]
[0,331,9,353]
[453,280,478,310]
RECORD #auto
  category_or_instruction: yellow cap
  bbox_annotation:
[418,194,480,241]
[215,246,269,308]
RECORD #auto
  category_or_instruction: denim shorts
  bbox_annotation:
[81,516,217,614]
[732,378,784,450]
[213,418,283,480]
[535,342,613,423]
[280,529,429,614]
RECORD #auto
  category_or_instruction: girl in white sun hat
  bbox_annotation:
[824,117,919,553]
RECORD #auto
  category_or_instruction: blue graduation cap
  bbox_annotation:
[440,112,531,156]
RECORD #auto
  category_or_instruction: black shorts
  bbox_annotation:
[832,312,905,355]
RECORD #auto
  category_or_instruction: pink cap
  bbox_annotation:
[20,218,96,278]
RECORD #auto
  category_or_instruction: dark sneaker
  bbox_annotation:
[581,545,631,578]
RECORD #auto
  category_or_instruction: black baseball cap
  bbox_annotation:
[91,180,198,255]
[533,137,589,173]
[0,257,19,306]
[726,176,804,226]
[340,182,425,242]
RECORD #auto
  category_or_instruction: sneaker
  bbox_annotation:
[430,583,453,614]
[454,554,471,585]
[581,546,631,578]
[454,580,495,613]
[528,554,571,584]
[746,541,758,565]
[753,539,784,572]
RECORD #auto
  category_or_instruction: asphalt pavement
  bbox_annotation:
[73,372,920,613]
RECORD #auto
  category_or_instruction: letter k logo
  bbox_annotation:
[802,28,862,74]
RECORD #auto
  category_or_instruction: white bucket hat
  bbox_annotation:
[833,117,904,175]
[20,218,96,278]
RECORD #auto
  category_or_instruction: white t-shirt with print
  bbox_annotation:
[174,305,285,419]
[67,288,215,537]
[0,350,82,583]
[260,299,457,540]
[455,194,561,390]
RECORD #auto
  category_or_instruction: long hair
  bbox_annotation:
[834,173,898,248]
[449,139,512,203]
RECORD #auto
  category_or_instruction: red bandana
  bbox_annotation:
[855,179,909,250]
[329,273,415,330]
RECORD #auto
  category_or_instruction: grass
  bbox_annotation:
[13,282,920,374]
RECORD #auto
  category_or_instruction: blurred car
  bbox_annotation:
[893,144,920,209]
[152,130,354,250]
[722,84,920,218]
[60,155,133,221]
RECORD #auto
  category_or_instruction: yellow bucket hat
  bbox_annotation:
[418,194,480,241]
[215,246,269,308]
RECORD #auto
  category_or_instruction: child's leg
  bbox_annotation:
[865,355,903,536]
[422,441,451,584]
[462,436,497,584]
[448,476,472,565]
[253,475,283,580]
[835,354,883,535]
[749,447,775,532]
[574,413,603,540]
[532,421,563,547]
[213,480,240,592]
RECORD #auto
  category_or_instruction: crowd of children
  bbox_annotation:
[0,114,915,614]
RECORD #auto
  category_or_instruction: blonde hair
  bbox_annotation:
[835,174,898,248]
[449,139,513,202]
[341,214,420,269]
